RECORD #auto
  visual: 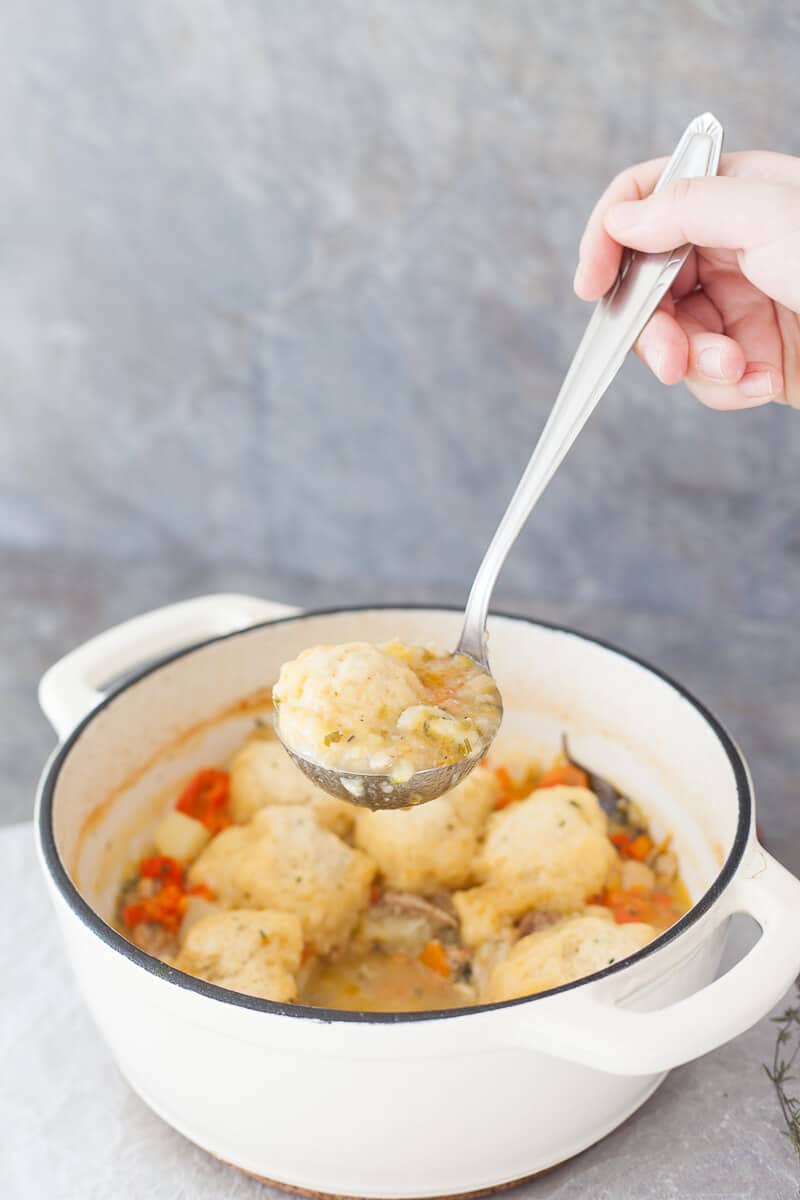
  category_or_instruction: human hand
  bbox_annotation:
[574,151,800,409]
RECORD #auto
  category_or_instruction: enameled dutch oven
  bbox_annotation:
[34,595,800,1198]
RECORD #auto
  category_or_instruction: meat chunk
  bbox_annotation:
[353,890,459,957]
[485,913,656,1002]
[453,786,617,945]
[353,766,500,893]
[229,736,356,838]
[188,806,375,955]
[175,909,302,1002]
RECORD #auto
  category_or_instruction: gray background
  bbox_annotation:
[3,0,800,864]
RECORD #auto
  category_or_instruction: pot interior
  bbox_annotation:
[44,608,749,931]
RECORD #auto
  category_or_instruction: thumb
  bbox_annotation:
[605,176,797,252]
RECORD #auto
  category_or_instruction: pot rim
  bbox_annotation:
[37,603,751,1025]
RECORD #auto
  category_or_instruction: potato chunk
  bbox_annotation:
[353,766,500,892]
[188,806,375,955]
[485,914,655,1002]
[229,737,355,838]
[175,909,302,1002]
[153,810,210,863]
[453,787,617,944]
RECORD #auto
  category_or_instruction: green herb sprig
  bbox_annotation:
[765,978,800,1162]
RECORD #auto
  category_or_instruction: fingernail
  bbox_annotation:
[573,262,586,295]
[740,369,781,400]
[697,347,734,381]
[607,200,642,233]
[697,347,724,379]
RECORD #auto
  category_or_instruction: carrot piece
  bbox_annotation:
[536,762,589,790]
[187,882,216,901]
[627,834,654,861]
[122,902,148,929]
[611,831,653,861]
[419,940,450,977]
[176,768,231,833]
[601,888,651,924]
[123,881,187,932]
[492,766,517,809]
[139,855,183,886]
[598,886,682,928]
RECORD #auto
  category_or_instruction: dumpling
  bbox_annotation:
[353,766,500,892]
[174,908,302,1002]
[453,786,617,945]
[188,806,375,955]
[229,736,356,838]
[485,913,655,1002]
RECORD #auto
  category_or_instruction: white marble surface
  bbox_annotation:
[3,822,798,1199]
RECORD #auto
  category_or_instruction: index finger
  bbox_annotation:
[574,150,800,302]
[574,157,667,300]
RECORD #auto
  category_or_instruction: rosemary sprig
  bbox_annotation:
[765,978,800,1161]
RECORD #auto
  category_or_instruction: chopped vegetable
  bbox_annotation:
[139,855,183,885]
[621,859,656,892]
[153,809,211,862]
[419,939,450,977]
[123,881,186,933]
[493,765,517,809]
[176,768,231,834]
[628,834,653,861]
[179,894,219,941]
[653,847,679,884]
[611,832,653,861]
[600,886,681,928]
[122,855,215,935]
[187,882,215,900]
[536,762,589,790]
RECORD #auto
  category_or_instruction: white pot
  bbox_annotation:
[35,594,800,1198]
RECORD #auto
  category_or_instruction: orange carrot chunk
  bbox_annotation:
[123,881,187,932]
[627,834,654,861]
[139,855,183,886]
[419,940,450,977]
[187,882,216,901]
[599,886,681,928]
[176,768,231,833]
[536,763,589,790]
[611,832,654,861]
[493,766,517,809]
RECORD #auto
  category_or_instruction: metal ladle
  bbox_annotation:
[277,112,724,810]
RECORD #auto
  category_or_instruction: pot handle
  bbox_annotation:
[505,848,800,1076]
[38,593,301,740]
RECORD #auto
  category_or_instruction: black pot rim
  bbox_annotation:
[37,602,752,1026]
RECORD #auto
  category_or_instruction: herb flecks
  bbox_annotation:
[765,978,800,1162]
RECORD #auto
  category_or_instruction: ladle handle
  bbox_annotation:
[457,112,724,666]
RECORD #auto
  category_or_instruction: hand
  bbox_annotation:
[574,151,800,410]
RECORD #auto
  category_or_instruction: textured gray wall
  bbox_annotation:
[3,1,800,831]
